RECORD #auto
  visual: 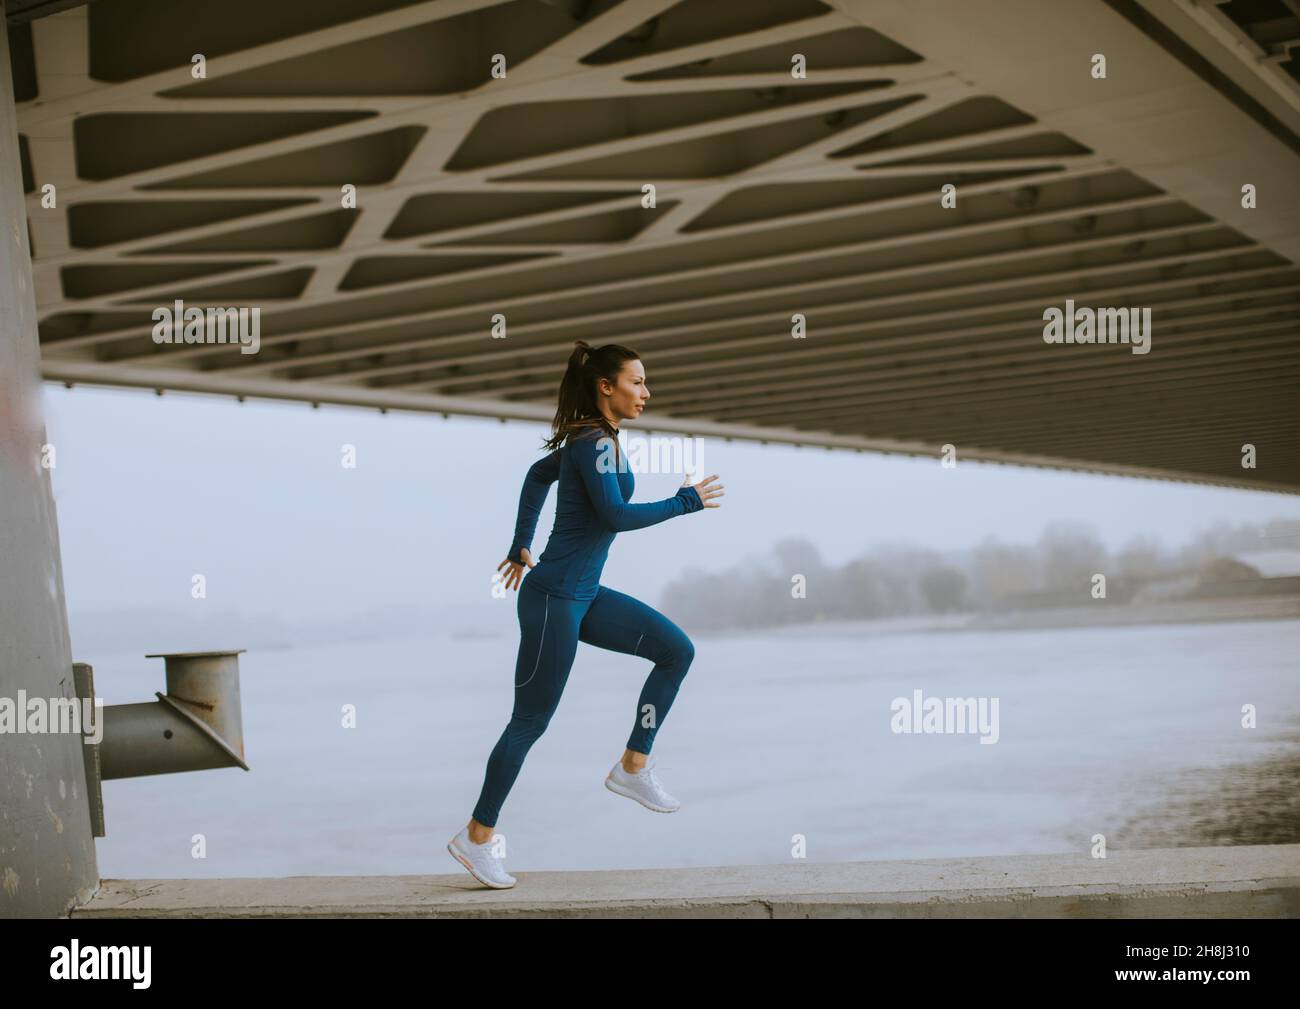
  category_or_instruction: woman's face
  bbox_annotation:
[600,358,649,423]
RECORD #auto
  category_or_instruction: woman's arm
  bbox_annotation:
[571,433,703,532]
[506,449,562,562]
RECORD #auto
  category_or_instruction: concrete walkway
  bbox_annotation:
[71,844,1300,918]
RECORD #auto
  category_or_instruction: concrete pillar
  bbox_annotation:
[0,7,100,916]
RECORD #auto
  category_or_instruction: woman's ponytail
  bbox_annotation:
[542,340,640,453]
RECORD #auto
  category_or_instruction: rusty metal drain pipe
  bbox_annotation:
[74,650,249,837]
[99,647,248,780]
[96,649,249,780]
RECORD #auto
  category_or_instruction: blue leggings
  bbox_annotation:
[471,578,696,828]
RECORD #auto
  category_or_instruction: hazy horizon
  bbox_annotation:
[42,382,1300,655]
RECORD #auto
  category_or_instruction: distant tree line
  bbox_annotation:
[658,518,1300,630]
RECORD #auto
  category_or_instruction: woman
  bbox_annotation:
[448,340,724,888]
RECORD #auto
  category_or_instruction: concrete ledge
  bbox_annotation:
[71,844,1300,918]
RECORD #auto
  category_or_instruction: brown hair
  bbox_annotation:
[540,340,640,456]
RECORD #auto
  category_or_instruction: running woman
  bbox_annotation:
[447,340,724,888]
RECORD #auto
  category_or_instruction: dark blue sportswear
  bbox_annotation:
[506,428,704,599]
[472,428,704,828]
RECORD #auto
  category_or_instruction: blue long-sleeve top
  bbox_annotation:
[506,428,704,600]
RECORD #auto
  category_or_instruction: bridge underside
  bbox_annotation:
[11,0,1300,492]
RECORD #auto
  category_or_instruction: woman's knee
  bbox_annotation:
[638,628,693,675]
[507,707,555,745]
[662,630,694,671]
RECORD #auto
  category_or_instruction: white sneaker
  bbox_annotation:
[604,756,680,812]
[447,826,517,888]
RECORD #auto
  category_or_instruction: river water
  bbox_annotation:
[91,617,1300,877]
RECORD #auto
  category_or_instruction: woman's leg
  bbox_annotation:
[470,584,586,831]
[578,585,696,759]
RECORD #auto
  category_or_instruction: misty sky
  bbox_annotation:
[41,383,1300,625]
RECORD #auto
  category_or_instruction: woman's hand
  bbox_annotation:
[683,472,725,508]
[497,547,535,591]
